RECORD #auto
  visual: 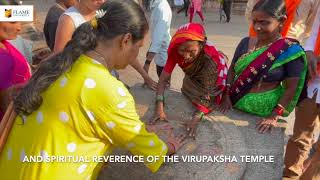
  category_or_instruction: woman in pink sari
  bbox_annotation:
[189,0,205,23]
[0,1,31,120]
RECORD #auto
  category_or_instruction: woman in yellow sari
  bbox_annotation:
[0,1,185,179]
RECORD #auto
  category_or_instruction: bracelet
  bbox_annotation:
[226,83,231,87]
[273,104,285,116]
[144,59,152,65]
[199,112,205,120]
[277,104,285,109]
[156,95,164,102]
[195,112,205,121]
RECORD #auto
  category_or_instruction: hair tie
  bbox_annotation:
[96,9,107,18]
[91,18,98,29]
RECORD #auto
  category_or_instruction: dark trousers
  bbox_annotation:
[222,0,232,22]
[177,0,190,17]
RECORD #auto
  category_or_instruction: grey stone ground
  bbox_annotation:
[98,85,285,180]
[22,1,319,179]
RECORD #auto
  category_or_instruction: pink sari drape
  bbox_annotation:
[0,40,31,120]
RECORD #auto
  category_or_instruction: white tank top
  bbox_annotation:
[63,6,86,28]
[63,7,119,78]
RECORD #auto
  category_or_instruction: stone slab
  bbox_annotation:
[98,85,286,180]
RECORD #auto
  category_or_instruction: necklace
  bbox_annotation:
[90,50,110,69]
[254,35,282,49]
[238,36,282,61]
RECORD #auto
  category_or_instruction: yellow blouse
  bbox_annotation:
[0,55,167,180]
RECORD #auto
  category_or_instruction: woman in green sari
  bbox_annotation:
[220,0,307,133]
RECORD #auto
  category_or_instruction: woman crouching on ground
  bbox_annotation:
[154,23,228,138]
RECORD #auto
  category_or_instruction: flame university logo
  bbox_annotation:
[5,9,12,18]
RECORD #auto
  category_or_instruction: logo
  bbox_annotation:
[0,5,33,22]
[4,9,12,18]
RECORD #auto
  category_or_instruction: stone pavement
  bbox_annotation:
[98,85,285,180]
[21,1,319,179]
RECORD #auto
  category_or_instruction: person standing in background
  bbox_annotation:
[46,0,157,89]
[189,0,205,23]
[143,0,172,82]
[246,0,320,43]
[283,6,320,180]
[222,0,232,23]
[43,0,77,51]
[53,0,104,53]
[177,0,190,17]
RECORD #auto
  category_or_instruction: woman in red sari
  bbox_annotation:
[153,23,228,138]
